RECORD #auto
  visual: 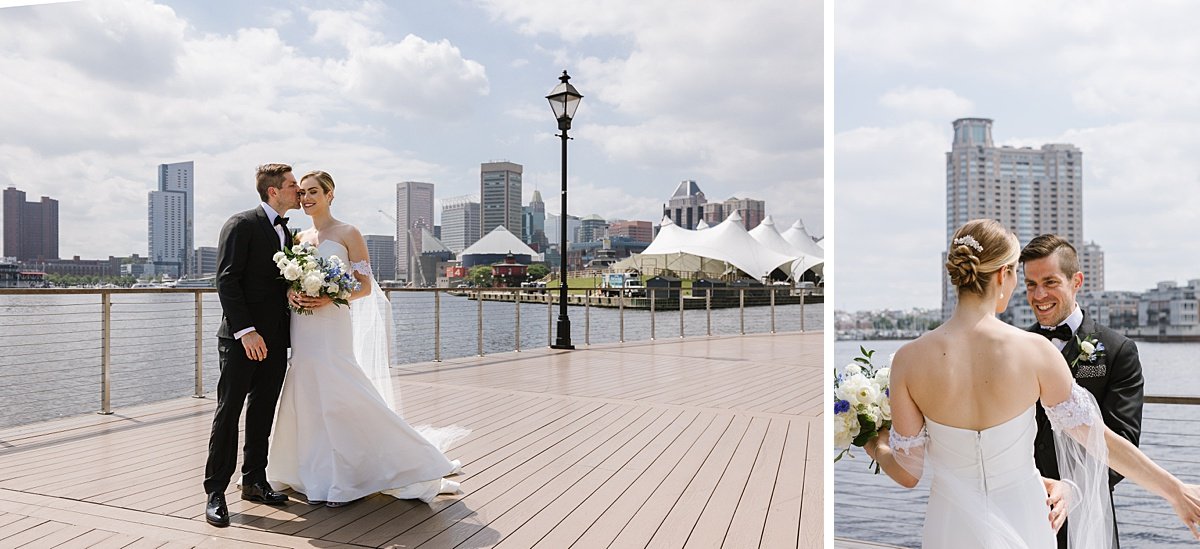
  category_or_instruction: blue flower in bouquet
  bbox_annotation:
[833,346,893,471]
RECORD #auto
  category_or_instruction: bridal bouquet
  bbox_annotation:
[834,346,892,471]
[274,242,361,314]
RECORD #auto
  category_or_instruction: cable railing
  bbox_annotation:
[0,285,820,428]
[834,401,1200,548]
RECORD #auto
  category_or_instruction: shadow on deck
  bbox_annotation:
[0,332,821,548]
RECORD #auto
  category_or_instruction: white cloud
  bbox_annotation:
[879,87,974,120]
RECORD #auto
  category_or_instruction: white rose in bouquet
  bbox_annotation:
[301,272,324,296]
[842,363,863,377]
[291,244,305,254]
[281,262,303,281]
[272,251,285,262]
[835,410,861,449]
[839,374,880,408]
[879,394,892,421]
[324,283,339,295]
[874,367,891,389]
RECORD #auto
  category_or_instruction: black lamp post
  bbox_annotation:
[547,70,582,350]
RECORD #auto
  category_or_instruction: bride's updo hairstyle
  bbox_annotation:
[945,219,1019,296]
[300,170,336,204]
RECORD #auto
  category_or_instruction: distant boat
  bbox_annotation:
[174,276,216,288]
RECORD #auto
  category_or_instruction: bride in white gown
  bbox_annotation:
[267,170,467,506]
[865,219,1200,548]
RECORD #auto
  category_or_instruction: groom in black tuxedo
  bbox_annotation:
[1021,234,1144,549]
[203,163,301,527]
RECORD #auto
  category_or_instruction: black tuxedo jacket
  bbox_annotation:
[1031,310,1144,488]
[215,206,291,348]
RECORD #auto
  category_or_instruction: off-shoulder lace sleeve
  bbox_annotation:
[889,426,927,480]
[350,260,372,277]
[889,427,927,455]
[1046,383,1097,431]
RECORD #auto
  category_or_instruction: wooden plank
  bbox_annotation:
[761,420,807,548]
[53,528,117,549]
[0,516,45,539]
[799,419,823,548]
[14,523,93,548]
[676,416,773,548]
[711,418,790,549]
[0,518,66,548]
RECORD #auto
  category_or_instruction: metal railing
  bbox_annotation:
[0,285,820,427]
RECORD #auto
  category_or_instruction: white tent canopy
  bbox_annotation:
[750,216,823,278]
[781,219,825,259]
[630,212,799,280]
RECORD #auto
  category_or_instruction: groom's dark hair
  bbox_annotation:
[1019,234,1080,277]
[256,163,293,202]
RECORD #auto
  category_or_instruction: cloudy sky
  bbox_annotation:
[0,0,822,259]
[835,1,1200,311]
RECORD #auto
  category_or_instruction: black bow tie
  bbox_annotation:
[1036,324,1073,341]
[273,216,289,227]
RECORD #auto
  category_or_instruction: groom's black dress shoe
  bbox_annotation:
[206,492,230,527]
[241,481,289,505]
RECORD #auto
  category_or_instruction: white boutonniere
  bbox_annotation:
[1071,334,1105,367]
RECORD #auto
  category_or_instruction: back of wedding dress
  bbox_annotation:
[921,407,1056,548]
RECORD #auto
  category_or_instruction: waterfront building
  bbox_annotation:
[577,214,607,243]
[544,213,581,246]
[703,197,767,230]
[941,119,1100,322]
[3,186,58,261]
[1081,290,1141,331]
[480,161,523,236]
[1134,280,1200,339]
[459,226,536,269]
[521,190,547,250]
[1081,241,1105,293]
[662,180,707,230]
[395,181,435,282]
[192,246,217,277]
[364,234,397,282]
[608,220,653,243]
[148,161,193,278]
[440,195,480,254]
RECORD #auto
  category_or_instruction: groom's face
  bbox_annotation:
[1023,253,1083,327]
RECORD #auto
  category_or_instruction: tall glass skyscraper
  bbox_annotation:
[148,161,193,277]
[942,119,1102,323]
[480,162,522,236]
[395,181,435,283]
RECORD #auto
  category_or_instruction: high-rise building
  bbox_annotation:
[364,234,397,282]
[148,161,194,277]
[577,214,607,243]
[521,189,547,250]
[608,220,654,243]
[702,197,766,229]
[545,213,581,246]
[440,195,481,254]
[481,161,522,236]
[395,181,435,282]
[1080,241,1105,294]
[3,186,58,261]
[942,119,1096,322]
[662,180,706,230]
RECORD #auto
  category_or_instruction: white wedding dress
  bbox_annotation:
[267,240,465,504]
[892,385,1114,548]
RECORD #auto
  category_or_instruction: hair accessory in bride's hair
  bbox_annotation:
[953,235,983,253]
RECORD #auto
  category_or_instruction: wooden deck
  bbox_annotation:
[0,332,821,548]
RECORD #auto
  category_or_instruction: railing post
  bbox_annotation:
[705,291,711,336]
[619,291,625,343]
[650,288,656,340]
[800,288,806,332]
[679,288,685,338]
[194,291,204,398]
[515,288,521,352]
[547,294,552,347]
[99,292,112,415]
[739,288,745,335]
[585,288,591,346]
[477,290,484,356]
[770,286,777,334]
[433,290,442,362]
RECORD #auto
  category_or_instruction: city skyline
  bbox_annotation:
[836,2,1200,311]
[0,0,821,260]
